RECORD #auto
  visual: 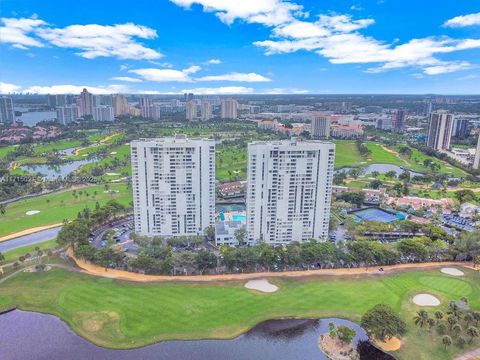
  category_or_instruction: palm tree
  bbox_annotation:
[414,310,429,328]
[0,203,6,216]
[442,335,452,350]
[447,301,462,319]
[452,323,463,337]
[466,326,479,344]
[464,313,474,327]
[447,315,458,330]
[428,318,436,331]
[473,312,480,326]
[434,311,444,325]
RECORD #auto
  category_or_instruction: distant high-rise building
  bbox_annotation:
[392,109,406,132]
[246,139,335,245]
[139,97,153,108]
[184,93,194,102]
[425,111,454,151]
[0,96,15,124]
[221,98,238,119]
[200,100,212,121]
[79,88,94,116]
[452,118,469,139]
[131,137,215,237]
[423,101,433,116]
[46,94,57,109]
[473,135,480,170]
[311,113,331,139]
[185,100,197,121]
[56,95,69,107]
[141,104,161,120]
[93,106,115,121]
[56,105,80,125]
[112,94,129,116]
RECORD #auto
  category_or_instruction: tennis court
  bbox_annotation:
[351,207,405,223]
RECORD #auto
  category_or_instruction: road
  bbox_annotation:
[0,227,62,253]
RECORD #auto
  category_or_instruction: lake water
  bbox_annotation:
[20,158,96,179]
[0,310,374,360]
[337,163,422,177]
[18,111,57,126]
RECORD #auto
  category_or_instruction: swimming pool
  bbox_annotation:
[232,215,247,222]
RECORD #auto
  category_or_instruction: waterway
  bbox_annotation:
[19,158,96,180]
[336,163,422,177]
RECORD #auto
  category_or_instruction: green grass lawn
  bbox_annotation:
[0,267,478,359]
[0,239,58,264]
[216,145,247,181]
[0,144,18,159]
[33,139,83,155]
[0,184,132,237]
[333,140,364,168]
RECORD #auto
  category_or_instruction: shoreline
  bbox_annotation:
[0,224,63,243]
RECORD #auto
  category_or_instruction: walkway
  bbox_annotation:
[456,348,480,360]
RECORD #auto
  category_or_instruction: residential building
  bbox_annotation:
[246,139,335,245]
[112,94,129,116]
[215,220,245,246]
[56,105,80,125]
[425,111,454,151]
[185,100,197,121]
[200,100,212,121]
[141,104,161,120]
[78,88,94,116]
[131,136,215,237]
[311,113,331,139]
[221,98,238,119]
[0,96,15,124]
[392,109,406,132]
[473,135,480,170]
[330,124,364,138]
[423,101,433,116]
[93,106,115,121]
[452,118,469,139]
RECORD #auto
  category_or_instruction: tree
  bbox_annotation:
[452,323,463,337]
[435,311,444,325]
[464,313,474,327]
[361,304,407,342]
[453,231,480,262]
[336,325,356,344]
[0,203,6,215]
[455,189,476,203]
[473,311,480,326]
[447,315,458,330]
[234,227,247,246]
[369,179,383,189]
[0,252,4,262]
[457,336,466,347]
[196,249,217,274]
[442,335,452,350]
[413,310,429,329]
[466,326,479,343]
[204,226,215,241]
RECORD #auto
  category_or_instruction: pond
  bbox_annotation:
[337,163,422,177]
[18,111,57,126]
[0,310,382,360]
[20,158,97,180]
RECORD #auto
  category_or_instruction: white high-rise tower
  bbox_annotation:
[131,137,215,237]
[246,139,335,245]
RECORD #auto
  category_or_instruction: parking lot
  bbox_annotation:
[90,216,139,255]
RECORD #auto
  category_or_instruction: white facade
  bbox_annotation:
[473,135,480,170]
[426,111,454,151]
[185,100,197,121]
[246,139,335,245]
[221,98,238,119]
[56,105,80,125]
[311,113,331,139]
[93,106,115,121]
[131,137,215,237]
[141,104,161,120]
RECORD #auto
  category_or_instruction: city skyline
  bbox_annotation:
[1,1,480,95]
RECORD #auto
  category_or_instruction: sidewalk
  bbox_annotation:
[456,348,480,360]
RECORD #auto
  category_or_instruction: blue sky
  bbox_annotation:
[1,0,479,94]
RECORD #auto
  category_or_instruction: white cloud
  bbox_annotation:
[423,61,471,75]
[457,74,479,80]
[207,58,221,64]
[444,13,480,27]
[23,84,130,94]
[0,82,22,93]
[129,66,201,82]
[0,17,162,60]
[0,17,46,48]
[110,76,143,82]
[261,88,308,94]
[180,86,254,94]
[196,72,271,82]
[170,1,480,76]
[170,0,305,26]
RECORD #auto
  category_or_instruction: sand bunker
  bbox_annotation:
[25,210,40,216]
[374,337,401,351]
[244,279,278,293]
[106,172,120,176]
[413,294,440,306]
[441,267,464,276]
[110,151,117,155]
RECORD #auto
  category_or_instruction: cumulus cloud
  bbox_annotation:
[179,86,254,94]
[207,58,221,64]
[444,13,480,27]
[129,66,201,82]
[110,76,143,82]
[0,82,22,93]
[196,72,271,82]
[260,88,308,94]
[170,1,480,75]
[0,17,162,60]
